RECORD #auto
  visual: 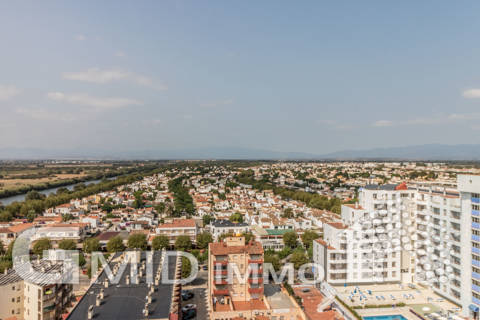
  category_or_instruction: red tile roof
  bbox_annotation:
[157,219,196,229]
[209,241,263,255]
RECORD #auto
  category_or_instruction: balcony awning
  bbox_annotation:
[469,304,479,312]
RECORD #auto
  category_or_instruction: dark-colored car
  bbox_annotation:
[183,308,196,319]
[181,290,194,301]
[202,265,208,271]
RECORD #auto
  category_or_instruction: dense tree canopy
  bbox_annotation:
[152,235,170,250]
[283,231,298,249]
[168,177,194,215]
[58,239,77,250]
[196,232,213,249]
[83,238,101,253]
[175,235,192,251]
[107,236,125,252]
[33,238,52,256]
[128,234,148,250]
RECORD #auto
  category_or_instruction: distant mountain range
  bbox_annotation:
[1,144,480,160]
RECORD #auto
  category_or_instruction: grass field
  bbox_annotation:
[0,161,139,194]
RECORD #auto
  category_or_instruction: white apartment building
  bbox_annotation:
[410,184,469,314]
[314,180,475,317]
[457,174,480,318]
[314,183,415,285]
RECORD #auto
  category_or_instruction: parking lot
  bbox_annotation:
[181,267,209,320]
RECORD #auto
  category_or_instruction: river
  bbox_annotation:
[0,177,117,206]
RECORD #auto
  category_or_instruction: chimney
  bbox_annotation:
[87,305,94,320]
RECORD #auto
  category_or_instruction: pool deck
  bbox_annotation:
[357,307,416,320]
[336,283,459,311]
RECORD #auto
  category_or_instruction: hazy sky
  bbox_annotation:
[1,1,480,154]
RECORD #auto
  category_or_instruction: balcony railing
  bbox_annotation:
[248,278,263,284]
[214,279,228,285]
[248,287,263,294]
[213,289,229,296]
[249,268,263,274]
[248,259,263,264]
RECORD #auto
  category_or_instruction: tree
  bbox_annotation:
[264,252,280,271]
[202,214,213,226]
[0,239,5,256]
[154,203,165,215]
[181,256,192,278]
[107,236,125,253]
[175,235,192,251]
[77,252,86,267]
[62,213,74,222]
[25,191,45,201]
[281,208,294,219]
[152,235,170,250]
[26,210,36,222]
[196,232,213,249]
[243,232,254,243]
[33,238,52,256]
[58,239,77,250]
[128,234,147,250]
[83,238,100,253]
[101,202,114,213]
[301,230,319,249]
[290,249,308,269]
[283,231,297,248]
[229,212,243,223]
[218,232,234,242]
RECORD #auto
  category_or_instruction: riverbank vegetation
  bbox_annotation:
[0,162,172,221]
[0,161,160,199]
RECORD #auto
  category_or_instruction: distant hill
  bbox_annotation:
[1,144,480,160]
[320,144,480,160]
[0,147,318,160]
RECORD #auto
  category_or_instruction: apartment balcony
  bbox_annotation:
[473,197,480,204]
[249,268,263,275]
[473,272,480,281]
[473,235,480,243]
[214,260,229,266]
[248,259,263,264]
[214,279,228,285]
[213,289,229,296]
[248,287,264,295]
[43,303,55,312]
[248,277,263,284]
[473,259,480,268]
[43,293,55,302]
[214,269,228,275]
[473,298,480,309]
[473,247,480,255]
[473,210,480,217]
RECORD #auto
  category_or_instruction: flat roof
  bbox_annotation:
[264,284,295,309]
[67,251,177,320]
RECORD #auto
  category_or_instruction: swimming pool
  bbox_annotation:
[363,315,407,320]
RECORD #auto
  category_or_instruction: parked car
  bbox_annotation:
[183,308,196,319]
[181,290,194,301]
[202,265,208,271]
[181,304,197,313]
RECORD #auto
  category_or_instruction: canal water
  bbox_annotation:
[0,177,117,206]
